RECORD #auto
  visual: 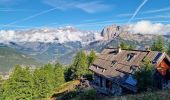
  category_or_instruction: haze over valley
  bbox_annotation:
[1,20,170,72]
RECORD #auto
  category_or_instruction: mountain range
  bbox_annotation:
[0,25,170,72]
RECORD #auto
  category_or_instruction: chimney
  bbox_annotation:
[118,46,121,53]
[145,45,151,51]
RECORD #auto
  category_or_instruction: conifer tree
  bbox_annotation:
[33,67,53,99]
[120,42,129,49]
[167,41,170,56]
[87,50,97,67]
[72,50,88,79]
[0,76,3,99]
[120,42,135,50]
[151,36,166,52]
[54,63,65,87]
[2,65,34,99]
[135,57,155,91]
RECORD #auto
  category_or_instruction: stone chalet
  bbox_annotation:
[89,47,170,95]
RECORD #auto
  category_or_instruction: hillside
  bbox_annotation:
[0,46,42,72]
[51,82,170,100]
[0,25,170,71]
[103,90,170,100]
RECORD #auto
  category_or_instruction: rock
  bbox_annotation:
[101,25,122,40]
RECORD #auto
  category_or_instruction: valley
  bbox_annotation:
[0,25,170,72]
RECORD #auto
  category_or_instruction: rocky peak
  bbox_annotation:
[101,25,122,40]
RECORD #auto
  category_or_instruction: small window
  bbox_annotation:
[111,61,117,66]
[109,50,117,54]
[127,53,135,61]
[102,69,106,72]
[130,66,137,74]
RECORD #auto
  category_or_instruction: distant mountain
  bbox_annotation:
[0,25,170,72]
[0,46,41,72]
[0,27,102,69]
[101,25,122,40]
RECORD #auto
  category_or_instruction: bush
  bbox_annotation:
[135,57,156,91]
[77,89,97,100]
[60,90,80,100]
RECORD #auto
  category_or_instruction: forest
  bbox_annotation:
[0,36,170,100]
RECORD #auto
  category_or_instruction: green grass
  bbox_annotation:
[104,90,170,100]
[53,80,80,94]
[51,80,170,100]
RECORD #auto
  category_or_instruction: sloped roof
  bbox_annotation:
[90,48,167,91]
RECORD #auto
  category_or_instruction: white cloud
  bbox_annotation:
[0,24,29,28]
[76,1,111,13]
[144,7,170,14]
[118,6,170,17]
[6,7,58,25]
[43,0,111,13]
[128,0,148,23]
[0,27,102,43]
[0,8,36,12]
[128,20,170,34]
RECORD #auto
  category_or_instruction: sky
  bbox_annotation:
[0,0,170,30]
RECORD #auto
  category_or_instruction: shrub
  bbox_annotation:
[77,89,97,100]
[135,57,156,91]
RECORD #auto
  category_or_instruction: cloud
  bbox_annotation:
[43,0,111,13]
[153,20,170,23]
[126,13,170,22]
[72,19,126,28]
[128,0,148,23]
[0,27,102,43]
[75,1,111,13]
[143,7,170,14]
[118,6,170,17]
[0,24,29,28]
[128,20,170,34]
[0,8,36,12]
[5,7,58,25]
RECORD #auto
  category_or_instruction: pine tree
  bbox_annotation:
[120,42,135,50]
[87,50,97,67]
[54,63,65,87]
[120,42,129,49]
[34,68,53,100]
[0,75,3,86]
[151,36,166,52]
[135,57,155,91]
[72,50,88,79]
[0,76,4,99]
[167,41,170,56]
[2,65,34,99]
[64,66,75,81]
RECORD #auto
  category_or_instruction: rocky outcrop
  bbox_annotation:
[101,25,122,40]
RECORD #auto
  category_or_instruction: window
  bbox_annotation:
[94,65,99,69]
[109,50,117,54]
[102,69,106,72]
[105,79,112,90]
[111,60,117,67]
[127,53,135,61]
[130,65,138,74]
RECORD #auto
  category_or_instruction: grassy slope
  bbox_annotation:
[0,46,42,72]
[104,90,170,100]
[50,80,170,100]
